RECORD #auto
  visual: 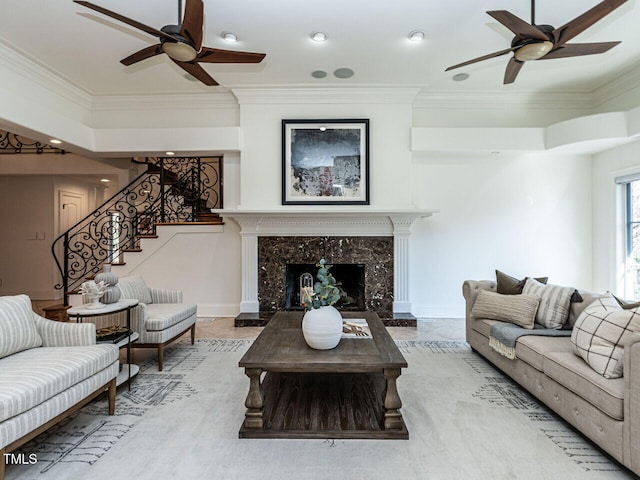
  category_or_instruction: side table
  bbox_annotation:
[67,299,140,389]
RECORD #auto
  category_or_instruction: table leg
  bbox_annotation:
[383,368,404,430]
[243,368,264,429]
[126,307,131,390]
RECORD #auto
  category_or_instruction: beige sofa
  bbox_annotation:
[463,280,640,476]
[0,294,119,480]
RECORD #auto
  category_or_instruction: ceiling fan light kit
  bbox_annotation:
[445,0,627,84]
[514,41,553,61]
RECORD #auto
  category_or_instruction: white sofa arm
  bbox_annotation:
[150,288,183,304]
[624,332,640,474]
[32,314,96,346]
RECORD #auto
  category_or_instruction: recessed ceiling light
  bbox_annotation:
[452,73,470,81]
[222,32,237,43]
[100,178,111,183]
[408,31,425,42]
[319,126,327,131]
[49,139,62,144]
[311,31,327,42]
[334,68,354,79]
[165,151,175,156]
[311,70,327,78]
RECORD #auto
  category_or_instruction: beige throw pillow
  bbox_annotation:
[522,278,574,329]
[471,290,540,329]
[571,293,640,379]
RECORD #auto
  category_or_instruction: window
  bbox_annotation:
[620,176,640,299]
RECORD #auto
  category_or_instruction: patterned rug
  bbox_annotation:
[5,339,634,480]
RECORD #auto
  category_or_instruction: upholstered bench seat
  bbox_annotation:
[144,303,197,331]
[0,345,118,422]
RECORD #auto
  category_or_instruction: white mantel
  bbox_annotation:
[212,209,437,315]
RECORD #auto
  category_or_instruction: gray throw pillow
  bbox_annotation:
[495,270,548,295]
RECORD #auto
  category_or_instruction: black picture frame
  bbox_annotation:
[282,119,370,205]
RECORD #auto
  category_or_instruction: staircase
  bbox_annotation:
[52,156,223,305]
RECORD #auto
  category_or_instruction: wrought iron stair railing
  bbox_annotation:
[52,156,223,305]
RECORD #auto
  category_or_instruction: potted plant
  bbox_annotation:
[300,259,344,350]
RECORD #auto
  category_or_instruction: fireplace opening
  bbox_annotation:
[284,263,366,311]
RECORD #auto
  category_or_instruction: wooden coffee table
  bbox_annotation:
[238,310,408,439]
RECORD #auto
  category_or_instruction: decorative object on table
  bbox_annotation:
[282,119,369,205]
[95,264,121,304]
[300,259,344,350]
[96,325,131,344]
[79,280,109,309]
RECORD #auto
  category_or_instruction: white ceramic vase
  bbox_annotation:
[302,305,343,350]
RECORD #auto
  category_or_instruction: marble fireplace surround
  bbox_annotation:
[214,209,437,326]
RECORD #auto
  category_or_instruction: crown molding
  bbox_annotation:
[412,89,593,112]
[0,38,92,110]
[591,65,640,108]
[231,86,422,104]
[90,92,239,111]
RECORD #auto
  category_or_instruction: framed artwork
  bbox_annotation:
[282,119,369,205]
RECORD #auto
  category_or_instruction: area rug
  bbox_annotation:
[5,339,635,480]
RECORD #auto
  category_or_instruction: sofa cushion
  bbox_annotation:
[543,351,625,421]
[515,336,574,372]
[0,294,43,359]
[571,293,640,379]
[118,275,153,305]
[495,270,548,294]
[0,344,118,422]
[522,278,574,329]
[471,318,500,338]
[144,303,197,331]
[471,290,540,329]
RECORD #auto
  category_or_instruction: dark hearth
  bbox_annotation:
[285,263,366,311]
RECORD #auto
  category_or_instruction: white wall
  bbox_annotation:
[236,97,414,210]
[592,140,640,294]
[409,152,594,317]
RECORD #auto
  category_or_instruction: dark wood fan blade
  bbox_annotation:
[445,46,518,71]
[540,41,621,60]
[171,59,218,85]
[504,57,524,84]
[487,10,549,41]
[180,0,203,51]
[120,44,164,66]
[196,47,266,64]
[553,0,627,47]
[73,1,175,42]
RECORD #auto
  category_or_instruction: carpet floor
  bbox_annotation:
[5,339,636,480]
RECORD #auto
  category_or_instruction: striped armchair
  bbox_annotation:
[115,275,197,371]
[0,294,118,480]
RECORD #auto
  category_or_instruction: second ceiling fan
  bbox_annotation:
[73,0,265,86]
[446,0,627,84]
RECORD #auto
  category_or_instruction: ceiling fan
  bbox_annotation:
[73,0,266,86]
[445,0,627,84]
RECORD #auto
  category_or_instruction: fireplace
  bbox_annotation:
[213,209,437,326]
[258,236,394,319]
[284,263,366,311]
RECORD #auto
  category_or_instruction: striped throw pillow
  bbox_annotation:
[571,293,640,379]
[0,294,43,358]
[522,278,574,329]
[118,275,153,304]
[471,289,541,329]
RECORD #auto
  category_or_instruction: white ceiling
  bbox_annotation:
[0,0,639,97]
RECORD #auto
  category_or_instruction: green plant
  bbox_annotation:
[301,259,341,310]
